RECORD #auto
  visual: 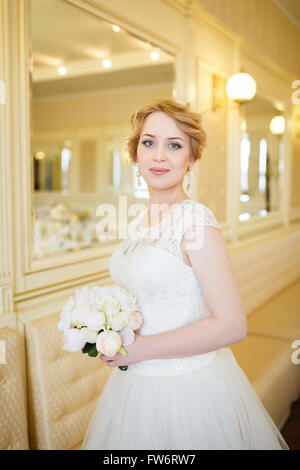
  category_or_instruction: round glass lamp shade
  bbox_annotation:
[226,73,257,103]
[269,115,285,135]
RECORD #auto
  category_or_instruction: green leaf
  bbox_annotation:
[118,346,128,356]
[100,301,107,314]
[82,343,92,354]
[88,344,99,357]
[82,342,99,357]
[102,318,109,331]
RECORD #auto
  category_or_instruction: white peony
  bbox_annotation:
[127,309,143,330]
[107,311,129,331]
[58,310,72,332]
[62,328,86,352]
[71,286,103,326]
[58,296,75,332]
[119,327,135,346]
[96,330,122,357]
[81,328,98,344]
[105,296,121,317]
[70,306,89,327]
[85,311,106,331]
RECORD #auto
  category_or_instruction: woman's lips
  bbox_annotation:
[150,169,170,175]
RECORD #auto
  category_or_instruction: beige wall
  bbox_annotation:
[33,85,173,130]
[291,114,300,208]
[196,0,300,77]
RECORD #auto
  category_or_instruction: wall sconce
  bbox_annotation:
[34,151,46,160]
[212,74,224,111]
[201,72,255,115]
[269,115,285,135]
[226,72,257,104]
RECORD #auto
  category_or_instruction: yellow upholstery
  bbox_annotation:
[0,328,29,450]
[25,312,112,450]
[247,280,300,341]
[229,334,300,427]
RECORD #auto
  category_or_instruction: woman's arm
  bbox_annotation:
[101,226,248,367]
[141,225,247,360]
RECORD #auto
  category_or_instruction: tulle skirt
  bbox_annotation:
[81,347,289,450]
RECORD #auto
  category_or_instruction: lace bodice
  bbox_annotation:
[109,199,222,376]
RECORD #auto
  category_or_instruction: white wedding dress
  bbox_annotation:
[81,199,289,450]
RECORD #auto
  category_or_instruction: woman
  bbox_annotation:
[81,99,289,450]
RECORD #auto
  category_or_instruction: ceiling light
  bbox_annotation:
[150,51,160,61]
[57,66,67,75]
[112,24,120,32]
[102,59,111,68]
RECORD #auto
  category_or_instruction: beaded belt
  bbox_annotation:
[126,350,218,377]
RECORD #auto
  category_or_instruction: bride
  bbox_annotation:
[81,99,289,450]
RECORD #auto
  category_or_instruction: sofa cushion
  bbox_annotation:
[247,279,300,341]
[25,312,112,450]
[0,327,29,450]
[229,334,300,428]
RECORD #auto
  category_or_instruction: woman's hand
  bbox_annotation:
[99,333,146,368]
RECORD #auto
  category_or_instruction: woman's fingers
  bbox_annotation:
[99,354,112,361]
[99,353,125,367]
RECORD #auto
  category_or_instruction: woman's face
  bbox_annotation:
[136,111,193,190]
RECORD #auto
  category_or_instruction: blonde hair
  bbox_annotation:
[126,99,207,167]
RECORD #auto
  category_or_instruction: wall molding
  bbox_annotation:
[0,286,14,315]
[0,0,14,312]
[163,0,296,84]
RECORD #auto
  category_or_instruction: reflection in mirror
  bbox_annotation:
[239,95,285,221]
[29,0,175,259]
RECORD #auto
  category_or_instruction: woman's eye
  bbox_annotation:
[141,140,181,149]
[169,142,181,149]
[142,140,154,147]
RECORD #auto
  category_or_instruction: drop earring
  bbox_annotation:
[186,166,192,191]
[136,162,142,187]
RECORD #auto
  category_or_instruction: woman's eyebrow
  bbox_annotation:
[141,133,184,142]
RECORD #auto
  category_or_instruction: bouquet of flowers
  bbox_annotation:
[57,285,143,371]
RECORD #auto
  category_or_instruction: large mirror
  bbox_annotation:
[239,95,285,221]
[29,0,175,259]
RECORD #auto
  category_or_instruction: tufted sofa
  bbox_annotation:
[0,279,299,449]
[24,313,112,450]
[0,328,29,449]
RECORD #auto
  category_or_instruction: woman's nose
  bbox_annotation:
[153,144,166,161]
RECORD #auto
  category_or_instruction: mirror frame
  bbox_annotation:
[235,91,291,240]
[14,0,178,292]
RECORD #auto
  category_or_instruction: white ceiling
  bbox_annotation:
[30,0,175,98]
[30,0,153,67]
